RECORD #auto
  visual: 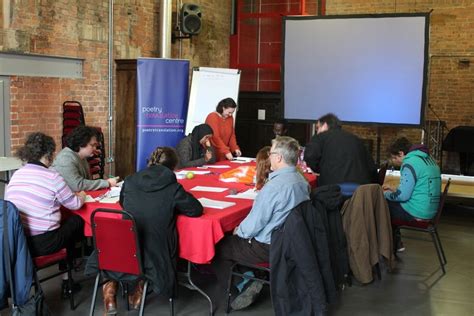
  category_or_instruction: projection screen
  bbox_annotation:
[283,13,429,126]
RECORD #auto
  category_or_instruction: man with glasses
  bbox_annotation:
[52,125,119,191]
[212,136,310,311]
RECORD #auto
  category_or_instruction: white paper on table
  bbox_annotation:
[108,186,122,197]
[226,189,258,200]
[99,196,120,204]
[175,170,211,176]
[84,195,96,203]
[231,157,255,163]
[202,165,231,169]
[191,186,228,193]
[198,198,236,209]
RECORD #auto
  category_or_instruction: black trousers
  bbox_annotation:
[27,214,84,258]
[212,234,269,291]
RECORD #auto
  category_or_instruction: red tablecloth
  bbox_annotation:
[73,161,316,264]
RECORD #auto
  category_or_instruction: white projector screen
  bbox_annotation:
[283,14,429,126]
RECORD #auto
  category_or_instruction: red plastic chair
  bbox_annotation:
[225,262,270,314]
[392,180,451,274]
[89,209,174,316]
[33,248,76,310]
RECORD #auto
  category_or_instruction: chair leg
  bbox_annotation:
[434,230,447,265]
[169,297,174,316]
[89,274,100,316]
[67,259,75,310]
[138,280,149,316]
[430,231,446,274]
[375,262,382,281]
[225,264,237,314]
[124,282,130,311]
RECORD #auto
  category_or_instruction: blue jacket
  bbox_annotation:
[0,199,34,308]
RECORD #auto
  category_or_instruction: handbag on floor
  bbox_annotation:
[3,201,51,316]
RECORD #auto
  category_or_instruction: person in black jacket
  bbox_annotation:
[176,123,216,168]
[99,147,203,314]
[304,113,377,194]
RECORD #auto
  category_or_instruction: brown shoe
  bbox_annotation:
[103,280,118,315]
[128,280,145,310]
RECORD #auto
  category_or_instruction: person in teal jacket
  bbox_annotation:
[384,137,441,251]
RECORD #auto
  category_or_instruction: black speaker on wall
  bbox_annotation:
[180,3,202,35]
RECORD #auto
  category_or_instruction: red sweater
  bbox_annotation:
[205,112,240,161]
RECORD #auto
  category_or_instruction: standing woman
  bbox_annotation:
[205,98,242,161]
[176,123,215,168]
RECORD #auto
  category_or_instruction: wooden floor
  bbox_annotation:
[1,202,473,316]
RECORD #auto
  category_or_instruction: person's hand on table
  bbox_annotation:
[204,148,213,162]
[225,152,234,160]
[234,149,242,157]
[76,191,87,202]
[107,176,120,187]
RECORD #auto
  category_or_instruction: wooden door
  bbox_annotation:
[115,60,137,179]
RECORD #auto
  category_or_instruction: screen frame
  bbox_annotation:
[281,12,430,128]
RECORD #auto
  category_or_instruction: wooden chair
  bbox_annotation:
[392,180,451,274]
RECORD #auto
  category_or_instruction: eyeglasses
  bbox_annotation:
[88,142,99,148]
[269,151,280,156]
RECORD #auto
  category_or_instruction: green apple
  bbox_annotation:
[186,171,194,179]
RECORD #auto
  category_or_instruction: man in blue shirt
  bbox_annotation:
[212,136,310,311]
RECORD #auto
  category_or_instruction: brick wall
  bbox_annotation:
[326,1,474,169]
[2,0,472,171]
[2,0,231,174]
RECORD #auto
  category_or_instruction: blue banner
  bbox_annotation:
[136,58,189,171]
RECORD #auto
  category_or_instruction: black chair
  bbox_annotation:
[378,163,388,185]
[32,249,76,310]
[392,180,451,274]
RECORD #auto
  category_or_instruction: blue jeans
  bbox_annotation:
[386,200,415,222]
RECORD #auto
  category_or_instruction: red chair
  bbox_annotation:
[392,180,451,274]
[33,248,76,310]
[89,209,174,316]
[62,101,86,148]
[225,262,270,314]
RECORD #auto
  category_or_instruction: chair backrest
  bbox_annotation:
[91,209,143,276]
[432,179,451,226]
[378,163,388,185]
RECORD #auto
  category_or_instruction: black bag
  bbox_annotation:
[3,201,51,316]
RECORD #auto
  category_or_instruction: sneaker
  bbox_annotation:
[230,281,263,311]
[396,241,405,253]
